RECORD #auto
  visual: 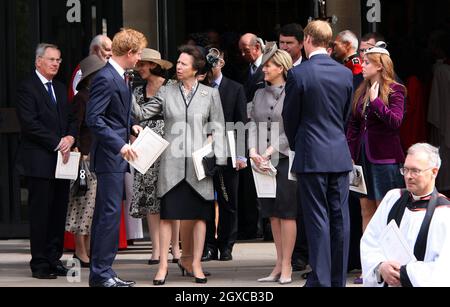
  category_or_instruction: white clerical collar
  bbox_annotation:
[35,70,52,85]
[109,58,126,80]
[412,190,434,201]
[293,56,303,67]
[308,49,328,59]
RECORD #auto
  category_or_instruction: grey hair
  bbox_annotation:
[408,143,442,169]
[338,30,359,51]
[35,43,59,61]
[89,35,108,55]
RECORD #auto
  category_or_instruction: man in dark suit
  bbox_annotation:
[86,28,147,288]
[283,20,354,287]
[279,23,309,272]
[16,43,77,280]
[203,50,248,262]
[237,33,267,240]
[239,33,265,102]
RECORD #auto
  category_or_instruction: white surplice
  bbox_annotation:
[361,189,450,287]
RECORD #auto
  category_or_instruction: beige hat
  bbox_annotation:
[140,48,173,70]
[365,41,390,56]
[261,41,279,67]
[77,55,106,91]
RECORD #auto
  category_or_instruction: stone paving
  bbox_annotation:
[0,240,362,287]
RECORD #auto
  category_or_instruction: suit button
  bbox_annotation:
[268,117,271,121]
[268,128,271,132]
[270,107,274,110]
[267,139,270,143]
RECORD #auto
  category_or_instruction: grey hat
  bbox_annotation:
[261,41,279,67]
[77,55,106,91]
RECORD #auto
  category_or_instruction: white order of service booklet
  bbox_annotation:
[129,127,170,175]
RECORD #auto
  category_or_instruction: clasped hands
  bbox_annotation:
[379,261,402,287]
[249,147,274,173]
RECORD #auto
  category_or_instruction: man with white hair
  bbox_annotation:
[69,35,113,101]
[333,30,364,89]
[361,143,450,287]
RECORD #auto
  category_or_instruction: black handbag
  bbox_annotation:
[72,161,88,197]
[202,155,218,177]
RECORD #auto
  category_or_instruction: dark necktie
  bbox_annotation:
[46,82,57,105]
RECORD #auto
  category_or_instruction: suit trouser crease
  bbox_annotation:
[206,169,239,252]
[28,177,70,272]
[298,173,350,287]
[90,173,125,283]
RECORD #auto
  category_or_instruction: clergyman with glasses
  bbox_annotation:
[361,143,450,287]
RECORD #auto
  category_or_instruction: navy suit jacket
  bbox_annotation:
[86,63,132,174]
[282,54,354,174]
[16,72,77,178]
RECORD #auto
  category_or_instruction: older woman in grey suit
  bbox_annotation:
[248,45,297,285]
[133,45,227,285]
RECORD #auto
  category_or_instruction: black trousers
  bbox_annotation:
[292,197,309,263]
[237,166,262,239]
[27,177,70,273]
[206,167,239,253]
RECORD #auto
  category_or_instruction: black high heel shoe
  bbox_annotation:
[194,276,208,284]
[153,272,168,286]
[177,262,191,277]
[73,254,90,268]
[178,262,212,277]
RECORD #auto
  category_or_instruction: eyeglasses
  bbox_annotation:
[40,57,63,64]
[400,167,433,177]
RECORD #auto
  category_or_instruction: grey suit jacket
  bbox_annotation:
[133,83,227,200]
[248,85,290,157]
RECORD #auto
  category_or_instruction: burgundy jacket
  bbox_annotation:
[347,83,406,164]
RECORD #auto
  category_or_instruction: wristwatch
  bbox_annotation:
[375,263,384,284]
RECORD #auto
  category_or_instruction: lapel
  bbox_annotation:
[32,72,58,113]
[218,76,227,101]
[107,63,130,110]
[178,82,200,110]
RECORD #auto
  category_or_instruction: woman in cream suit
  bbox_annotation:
[133,45,227,285]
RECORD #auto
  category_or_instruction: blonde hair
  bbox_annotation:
[353,53,406,115]
[304,20,333,48]
[112,28,148,57]
[268,49,293,79]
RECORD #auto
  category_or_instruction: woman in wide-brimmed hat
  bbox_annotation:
[129,48,182,266]
[66,55,106,268]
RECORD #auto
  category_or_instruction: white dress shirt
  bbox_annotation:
[109,58,126,79]
[293,56,303,67]
[308,49,328,59]
[35,70,56,102]
[251,55,263,74]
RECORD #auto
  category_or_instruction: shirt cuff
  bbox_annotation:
[237,156,248,163]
